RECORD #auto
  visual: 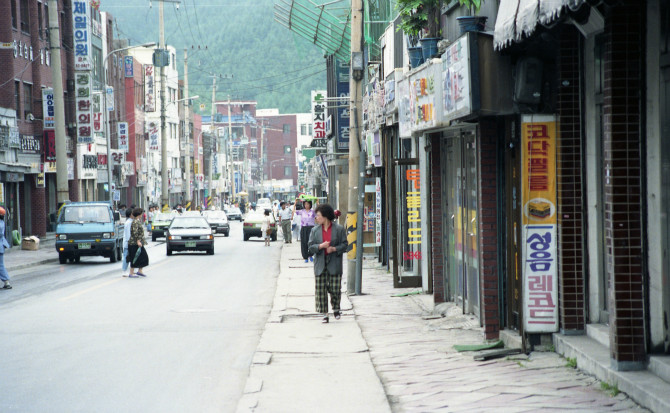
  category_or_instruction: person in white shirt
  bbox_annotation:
[121,208,134,277]
[278,201,294,243]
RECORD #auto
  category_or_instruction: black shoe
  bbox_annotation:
[334,311,341,320]
[2,283,12,290]
[321,316,329,323]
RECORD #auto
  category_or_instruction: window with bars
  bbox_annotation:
[23,83,32,119]
[283,124,290,134]
[11,0,17,28]
[284,166,292,177]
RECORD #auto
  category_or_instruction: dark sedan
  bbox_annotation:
[203,210,230,236]
[225,207,243,221]
[166,216,215,256]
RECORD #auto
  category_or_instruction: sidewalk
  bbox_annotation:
[239,242,648,412]
[4,234,58,272]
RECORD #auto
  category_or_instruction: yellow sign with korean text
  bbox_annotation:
[521,116,557,226]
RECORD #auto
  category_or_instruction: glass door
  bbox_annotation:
[464,130,479,317]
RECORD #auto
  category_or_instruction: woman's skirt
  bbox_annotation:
[127,244,149,268]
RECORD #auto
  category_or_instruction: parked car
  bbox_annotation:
[243,210,277,241]
[226,207,243,221]
[203,210,230,236]
[166,216,215,256]
[151,212,176,241]
[256,198,272,210]
[55,202,123,264]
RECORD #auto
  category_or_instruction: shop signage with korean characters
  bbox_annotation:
[442,35,472,122]
[375,177,382,247]
[521,115,558,333]
[397,78,412,138]
[404,168,422,261]
[72,0,92,71]
[42,88,55,129]
[311,90,327,146]
[409,61,443,133]
[44,130,56,161]
[75,72,93,143]
[147,121,159,151]
[118,122,129,151]
[106,87,114,112]
[36,173,45,188]
[124,56,134,77]
[335,59,350,150]
[20,135,41,153]
[144,65,156,112]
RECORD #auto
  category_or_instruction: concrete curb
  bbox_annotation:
[7,258,59,272]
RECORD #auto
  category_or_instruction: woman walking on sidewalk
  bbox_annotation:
[0,207,12,289]
[261,209,273,247]
[295,199,316,263]
[127,207,149,277]
[308,204,347,323]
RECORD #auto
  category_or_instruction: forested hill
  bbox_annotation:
[103,0,326,115]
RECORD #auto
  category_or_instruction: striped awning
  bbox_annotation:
[494,0,587,50]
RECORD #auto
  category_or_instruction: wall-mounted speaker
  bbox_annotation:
[514,57,543,105]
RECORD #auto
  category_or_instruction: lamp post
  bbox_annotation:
[102,42,155,203]
[269,158,285,198]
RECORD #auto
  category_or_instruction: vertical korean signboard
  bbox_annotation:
[335,59,350,150]
[144,65,156,112]
[75,72,93,143]
[311,90,327,147]
[118,122,129,151]
[42,88,55,129]
[521,115,558,333]
[72,0,92,71]
[405,168,421,261]
[124,56,134,77]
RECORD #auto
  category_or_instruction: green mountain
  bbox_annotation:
[102,0,326,115]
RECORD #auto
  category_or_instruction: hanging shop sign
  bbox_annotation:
[366,131,382,167]
[20,135,41,154]
[118,122,129,151]
[106,87,114,112]
[311,90,327,146]
[42,88,55,129]
[144,65,156,112]
[124,56,134,77]
[397,77,411,138]
[521,114,558,333]
[36,173,45,188]
[409,60,444,133]
[72,0,92,71]
[335,59,350,150]
[442,34,472,122]
[91,92,103,134]
[375,177,382,247]
[404,168,422,260]
[44,130,56,161]
[75,72,93,144]
[147,121,159,151]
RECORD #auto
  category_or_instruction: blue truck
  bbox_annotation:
[55,202,123,264]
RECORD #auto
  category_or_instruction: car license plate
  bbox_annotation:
[185,241,197,248]
[78,243,91,249]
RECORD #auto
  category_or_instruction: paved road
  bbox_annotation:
[0,222,280,413]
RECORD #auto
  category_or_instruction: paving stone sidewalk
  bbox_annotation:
[351,260,647,413]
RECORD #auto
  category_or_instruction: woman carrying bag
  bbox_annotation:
[127,207,149,277]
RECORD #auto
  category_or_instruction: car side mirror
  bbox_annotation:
[114,211,120,221]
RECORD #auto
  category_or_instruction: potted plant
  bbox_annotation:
[456,0,488,34]
[397,0,442,65]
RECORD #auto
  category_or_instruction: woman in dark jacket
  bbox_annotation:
[308,204,347,323]
[127,207,149,277]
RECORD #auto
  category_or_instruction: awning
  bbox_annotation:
[274,0,351,62]
[494,0,587,50]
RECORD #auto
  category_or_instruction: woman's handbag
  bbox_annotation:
[266,227,273,235]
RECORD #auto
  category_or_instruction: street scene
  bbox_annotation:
[2,0,670,412]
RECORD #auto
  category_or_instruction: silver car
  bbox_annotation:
[166,216,215,256]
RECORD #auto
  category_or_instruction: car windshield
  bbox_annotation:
[170,217,209,229]
[61,205,111,223]
[154,213,173,221]
[228,208,241,214]
[205,211,226,219]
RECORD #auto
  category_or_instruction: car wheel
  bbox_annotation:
[225,231,229,237]
[59,253,67,264]
[152,233,157,242]
[74,255,81,263]
[243,233,249,241]
[207,248,214,255]
[110,246,118,263]
[167,248,172,256]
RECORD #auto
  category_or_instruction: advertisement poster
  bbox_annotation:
[442,35,472,121]
[521,115,558,333]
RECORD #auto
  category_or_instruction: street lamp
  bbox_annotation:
[269,158,286,181]
[102,42,156,203]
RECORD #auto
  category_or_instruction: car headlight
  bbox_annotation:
[102,233,111,239]
[169,235,181,240]
[201,235,213,240]
[58,234,67,240]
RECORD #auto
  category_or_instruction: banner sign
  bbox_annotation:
[106,87,114,112]
[72,0,92,71]
[442,34,472,122]
[144,65,156,112]
[44,130,56,161]
[20,135,41,153]
[521,115,558,333]
[42,88,55,129]
[75,72,93,143]
[124,56,134,77]
[147,121,159,151]
[397,78,411,138]
[118,122,129,151]
[311,90,327,145]
[335,59,350,150]
[375,177,382,247]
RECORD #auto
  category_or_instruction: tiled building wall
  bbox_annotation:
[478,119,500,340]
[603,1,646,368]
[557,26,586,332]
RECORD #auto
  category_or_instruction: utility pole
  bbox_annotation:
[48,0,69,203]
[228,96,235,203]
[183,48,191,208]
[208,76,216,205]
[347,0,364,294]
[159,0,169,211]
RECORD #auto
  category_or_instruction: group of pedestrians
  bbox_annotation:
[121,207,149,278]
